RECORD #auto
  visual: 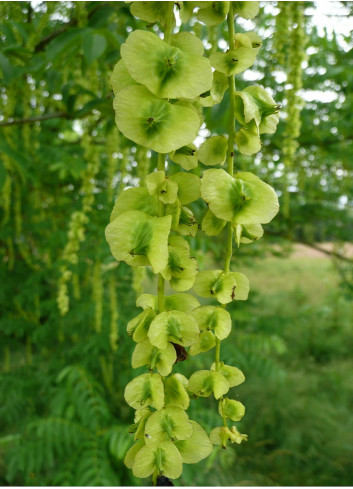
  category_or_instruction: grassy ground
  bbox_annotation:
[174,251,353,486]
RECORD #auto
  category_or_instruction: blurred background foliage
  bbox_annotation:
[0,1,352,486]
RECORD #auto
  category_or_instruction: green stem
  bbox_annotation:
[152,470,158,486]
[163,2,175,44]
[223,222,233,273]
[215,338,221,371]
[227,3,236,177]
[157,153,166,313]
[214,5,236,426]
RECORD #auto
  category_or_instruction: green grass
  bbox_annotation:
[175,253,353,486]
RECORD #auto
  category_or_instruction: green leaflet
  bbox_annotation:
[175,421,213,464]
[130,1,175,29]
[105,210,172,273]
[169,144,198,170]
[144,406,193,446]
[188,370,230,399]
[110,187,158,221]
[180,2,207,23]
[197,1,230,25]
[165,199,182,231]
[177,206,198,237]
[198,135,228,166]
[235,119,261,155]
[170,31,205,56]
[201,169,279,225]
[124,440,145,469]
[193,269,249,304]
[148,310,199,349]
[169,172,200,205]
[162,236,198,292]
[234,85,280,129]
[124,373,164,410]
[132,340,177,376]
[111,59,138,95]
[202,209,227,236]
[189,330,216,356]
[219,397,245,421]
[210,48,257,76]
[132,441,182,479]
[211,362,245,387]
[114,85,201,153]
[192,305,232,340]
[136,293,200,312]
[164,374,190,410]
[146,171,178,204]
[209,425,248,448]
[234,33,252,49]
[242,31,262,50]
[121,30,212,99]
[234,223,264,246]
[233,1,259,19]
[133,408,153,441]
[199,70,228,107]
[233,85,279,155]
[127,307,156,343]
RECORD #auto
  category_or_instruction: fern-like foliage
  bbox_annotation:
[2,366,133,486]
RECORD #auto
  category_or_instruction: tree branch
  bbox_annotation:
[0,113,68,127]
[268,231,353,264]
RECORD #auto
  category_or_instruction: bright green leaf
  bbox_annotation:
[127,307,156,343]
[144,407,192,446]
[124,373,164,410]
[114,85,201,153]
[105,210,171,273]
[201,169,279,225]
[132,441,182,479]
[121,30,212,99]
[210,47,256,76]
[175,421,213,464]
[211,362,245,387]
[189,330,216,356]
[164,374,190,410]
[124,440,145,469]
[111,59,138,95]
[110,187,158,222]
[169,144,198,170]
[219,398,245,421]
[148,310,199,350]
[170,172,200,205]
[192,305,232,340]
[198,135,228,166]
[146,171,178,204]
[233,1,259,19]
[188,370,230,399]
[202,209,227,236]
[132,340,177,376]
[193,269,249,304]
[197,1,230,25]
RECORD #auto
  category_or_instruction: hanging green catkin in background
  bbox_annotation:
[109,272,119,352]
[106,128,120,203]
[280,2,307,219]
[92,260,103,333]
[57,138,100,316]
[273,1,291,67]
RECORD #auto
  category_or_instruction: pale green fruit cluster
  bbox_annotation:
[105,0,280,482]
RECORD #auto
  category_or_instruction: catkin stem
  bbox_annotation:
[157,153,166,313]
[215,5,236,427]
